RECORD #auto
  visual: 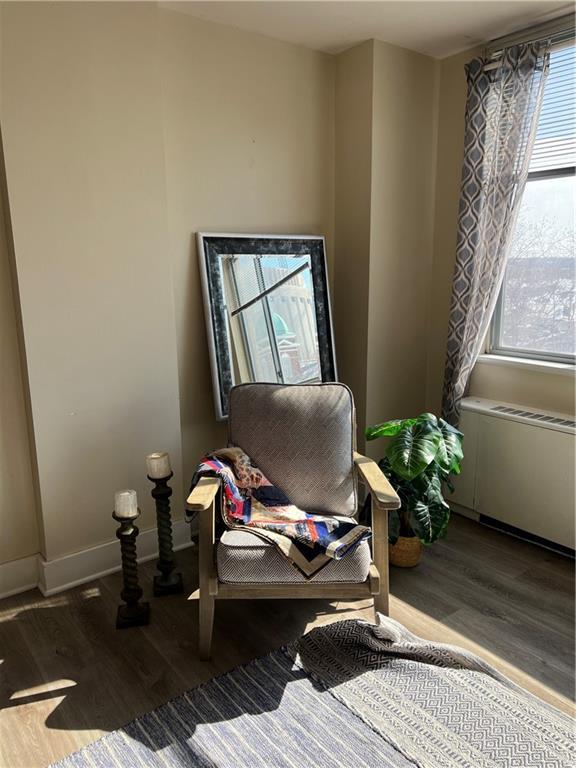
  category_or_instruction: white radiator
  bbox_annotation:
[452,397,575,551]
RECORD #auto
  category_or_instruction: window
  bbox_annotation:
[490,44,576,364]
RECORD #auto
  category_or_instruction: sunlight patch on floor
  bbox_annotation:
[390,595,575,716]
[78,587,101,599]
[10,679,77,701]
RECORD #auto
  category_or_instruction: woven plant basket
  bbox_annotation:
[389,536,422,568]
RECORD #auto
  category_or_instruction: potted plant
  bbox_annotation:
[365,413,464,567]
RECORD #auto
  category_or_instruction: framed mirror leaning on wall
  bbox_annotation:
[197,233,337,419]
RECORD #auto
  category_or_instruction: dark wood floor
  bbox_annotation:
[0,514,574,767]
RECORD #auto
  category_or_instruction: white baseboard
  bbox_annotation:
[451,503,480,522]
[38,519,194,596]
[0,554,40,600]
[0,520,194,599]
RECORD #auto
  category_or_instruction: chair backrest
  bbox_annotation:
[228,383,357,516]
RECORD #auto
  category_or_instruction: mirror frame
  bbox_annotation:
[197,232,337,420]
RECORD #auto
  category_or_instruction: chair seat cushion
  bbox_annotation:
[217,529,371,584]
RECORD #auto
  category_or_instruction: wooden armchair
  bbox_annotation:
[187,383,400,659]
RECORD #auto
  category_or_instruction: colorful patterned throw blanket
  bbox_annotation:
[191,446,371,577]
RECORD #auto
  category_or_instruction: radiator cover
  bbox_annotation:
[451,397,575,550]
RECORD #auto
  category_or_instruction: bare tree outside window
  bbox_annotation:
[498,175,575,356]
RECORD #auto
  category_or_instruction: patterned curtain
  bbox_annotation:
[442,42,551,425]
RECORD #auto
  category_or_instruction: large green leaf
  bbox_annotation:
[366,418,416,441]
[409,496,450,545]
[436,418,464,475]
[415,471,450,543]
[379,457,412,510]
[415,412,439,427]
[444,475,455,493]
[418,466,448,509]
[386,421,442,481]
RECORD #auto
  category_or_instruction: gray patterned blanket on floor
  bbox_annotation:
[53,615,574,768]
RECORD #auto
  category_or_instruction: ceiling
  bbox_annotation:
[164,1,572,58]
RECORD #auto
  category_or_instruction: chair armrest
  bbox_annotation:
[186,477,220,512]
[354,452,400,510]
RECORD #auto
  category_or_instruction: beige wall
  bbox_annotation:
[1,2,183,561]
[334,39,439,454]
[427,46,575,417]
[333,41,373,443]
[366,40,438,440]
[0,3,336,565]
[0,145,39,565]
[159,8,335,475]
[468,362,575,415]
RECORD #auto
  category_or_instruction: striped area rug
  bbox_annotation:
[53,616,575,768]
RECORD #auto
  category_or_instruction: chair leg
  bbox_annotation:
[373,589,389,617]
[371,498,390,619]
[199,591,215,660]
[198,500,216,660]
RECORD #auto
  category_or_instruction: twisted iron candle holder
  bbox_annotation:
[148,471,183,596]
[113,511,150,629]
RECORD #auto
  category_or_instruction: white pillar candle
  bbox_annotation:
[146,451,172,479]
[114,489,139,519]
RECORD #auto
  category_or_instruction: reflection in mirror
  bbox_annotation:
[222,253,320,385]
[198,234,337,419]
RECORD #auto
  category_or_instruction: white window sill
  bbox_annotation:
[476,354,576,377]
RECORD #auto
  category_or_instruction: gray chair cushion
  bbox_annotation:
[228,383,357,516]
[217,530,371,584]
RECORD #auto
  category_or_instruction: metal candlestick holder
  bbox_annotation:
[148,471,183,596]
[113,510,150,629]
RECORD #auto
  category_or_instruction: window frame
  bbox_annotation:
[489,164,576,366]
